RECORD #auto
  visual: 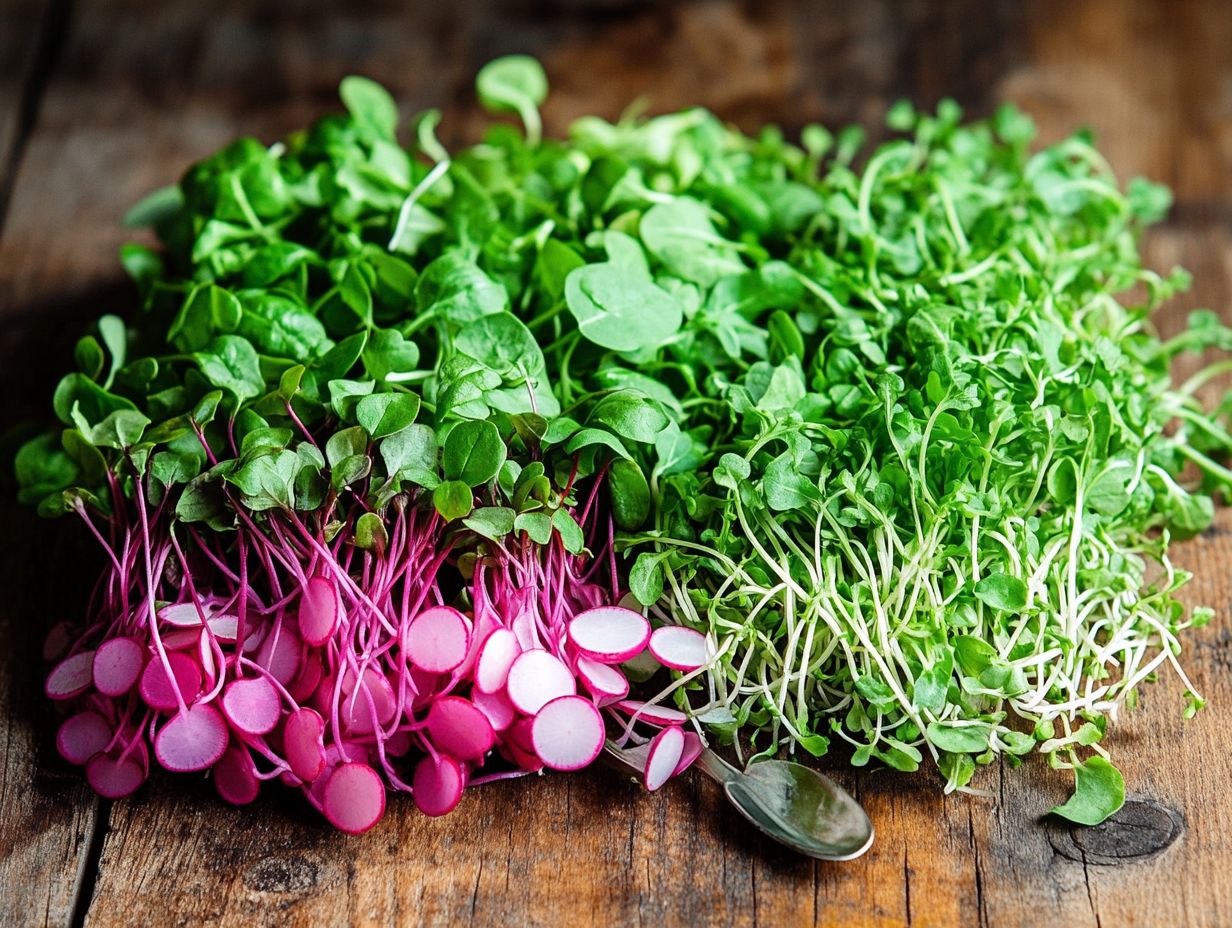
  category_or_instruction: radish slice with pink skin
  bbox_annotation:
[325,741,368,769]
[505,649,576,715]
[298,575,342,647]
[648,626,709,671]
[85,753,146,798]
[287,649,324,705]
[644,725,685,791]
[154,703,228,772]
[673,731,704,776]
[92,638,144,697]
[322,763,386,834]
[412,755,465,817]
[56,712,112,765]
[214,746,260,805]
[158,601,213,627]
[307,673,336,718]
[198,632,219,688]
[567,607,650,664]
[510,609,541,650]
[405,667,441,712]
[455,611,497,680]
[531,696,605,771]
[341,667,397,724]
[427,697,496,761]
[472,688,515,732]
[222,676,281,736]
[46,651,95,700]
[614,699,689,726]
[503,719,544,772]
[242,623,267,654]
[205,614,239,642]
[283,708,326,782]
[474,628,520,694]
[139,651,203,712]
[257,629,301,685]
[575,657,629,704]
[404,606,471,674]
[161,629,201,651]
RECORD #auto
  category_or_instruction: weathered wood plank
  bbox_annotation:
[0,0,53,207]
[1,1,1230,927]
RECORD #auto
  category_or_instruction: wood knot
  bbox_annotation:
[242,855,320,893]
[1049,799,1184,865]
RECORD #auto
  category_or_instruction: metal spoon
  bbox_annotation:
[604,742,874,861]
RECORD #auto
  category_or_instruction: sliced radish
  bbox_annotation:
[530,696,604,771]
[474,628,520,694]
[154,703,228,772]
[139,651,203,712]
[257,629,302,685]
[575,657,629,704]
[613,699,688,726]
[385,729,412,757]
[242,623,267,654]
[472,688,515,732]
[46,651,95,700]
[298,575,342,646]
[567,606,650,664]
[404,606,471,674]
[214,746,260,805]
[206,614,239,642]
[56,712,112,765]
[222,676,281,736]
[341,666,397,733]
[510,609,541,650]
[159,601,212,627]
[426,697,496,761]
[405,666,441,712]
[648,625,709,671]
[673,731,704,776]
[287,649,325,705]
[503,718,544,772]
[162,629,202,651]
[322,762,386,834]
[505,649,576,715]
[85,752,146,798]
[644,725,685,791]
[283,708,326,782]
[412,755,465,817]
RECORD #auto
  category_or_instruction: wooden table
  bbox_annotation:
[1,1,1230,925]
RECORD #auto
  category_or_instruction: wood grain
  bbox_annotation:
[2,1,1231,926]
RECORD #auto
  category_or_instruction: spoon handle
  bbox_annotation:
[692,748,740,785]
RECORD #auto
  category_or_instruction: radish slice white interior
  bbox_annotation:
[427,696,496,761]
[158,601,213,627]
[92,637,144,697]
[505,649,576,715]
[575,657,629,703]
[412,755,465,817]
[283,707,326,782]
[322,762,386,834]
[404,606,471,673]
[162,629,202,651]
[85,753,146,798]
[648,625,709,671]
[287,650,324,705]
[613,699,689,726]
[43,620,74,662]
[567,607,650,663]
[139,651,202,712]
[155,703,228,772]
[471,688,515,732]
[341,667,397,726]
[644,725,685,791]
[257,629,301,684]
[205,614,239,642]
[298,575,342,646]
[56,711,112,765]
[673,731,704,776]
[221,676,281,735]
[474,628,520,694]
[46,651,95,700]
[530,695,605,771]
[213,746,260,805]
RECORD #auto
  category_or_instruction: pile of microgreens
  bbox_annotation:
[16,56,1230,827]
